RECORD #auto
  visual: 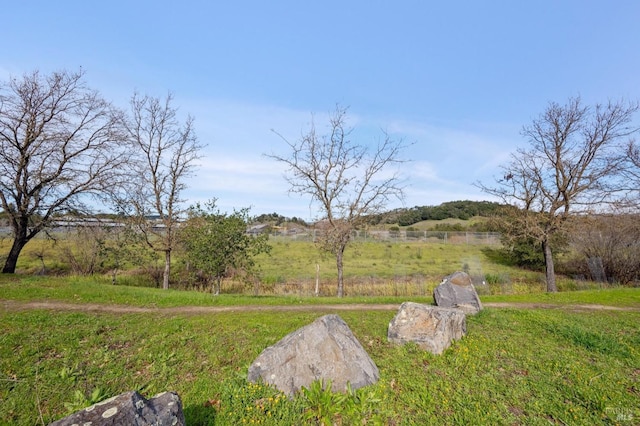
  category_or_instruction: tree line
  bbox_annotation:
[0,69,270,291]
[0,71,407,297]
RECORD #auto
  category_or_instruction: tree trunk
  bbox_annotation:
[162,250,171,290]
[542,239,557,292]
[336,249,344,298]
[2,221,31,274]
[2,237,28,273]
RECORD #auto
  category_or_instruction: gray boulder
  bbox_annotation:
[49,390,184,426]
[247,314,379,396]
[433,271,483,314]
[388,302,466,355]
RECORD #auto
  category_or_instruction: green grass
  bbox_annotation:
[2,237,551,299]
[258,240,518,280]
[258,240,637,297]
[5,274,638,310]
[3,236,530,281]
[1,279,639,425]
[254,240,548,297]
[482,287,640,308]
[2,236,639,423]
[0,275,434,307]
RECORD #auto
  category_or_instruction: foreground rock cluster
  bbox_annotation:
[247,271,483,394]
[53,271,482,423]
[387,271,482,354]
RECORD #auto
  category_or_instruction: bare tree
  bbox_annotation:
[268,106,407,297]
[0,70,128,273]
[123,93,202,290]
[477,97,638,292]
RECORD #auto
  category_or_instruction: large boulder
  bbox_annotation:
[433,271,483,314]
[388,302,466,355]
[49,390,185,426]
[247,314,379,396]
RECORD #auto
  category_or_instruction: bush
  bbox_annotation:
[566,214,640,285]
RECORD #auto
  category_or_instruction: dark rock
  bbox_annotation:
[49,390,185,426]
[247,314,379,396]
[388,302,466,354]
[433,271,483,314]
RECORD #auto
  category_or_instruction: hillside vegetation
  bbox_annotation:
[377,200,504,227]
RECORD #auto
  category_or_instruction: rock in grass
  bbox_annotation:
[247,314,379,396]
[49,390,185,426]
[433,271,483,314]
[388,302,466,355]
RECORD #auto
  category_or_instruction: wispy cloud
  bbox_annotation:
[191,155,284,194]
[176,99,514,216]
[386,119,518,177]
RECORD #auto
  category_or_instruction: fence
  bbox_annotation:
[269,230,501,245]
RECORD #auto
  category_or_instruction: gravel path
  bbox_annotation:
[2,299,639,315]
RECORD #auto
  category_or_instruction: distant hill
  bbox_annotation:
[253,200,504,228]
[373,200,505,226]
[252,212,309,227]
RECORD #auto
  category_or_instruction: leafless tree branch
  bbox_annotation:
[267,105,409,296]
[475,96,639,291]
[0,69,129,273]
[121,92,203,289]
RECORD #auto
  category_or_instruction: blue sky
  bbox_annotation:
[3,1,639,220]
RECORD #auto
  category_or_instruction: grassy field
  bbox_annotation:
[0,234,617,297]
[257,240,509,281]
[253,240,598,297]
[1,276,639,425]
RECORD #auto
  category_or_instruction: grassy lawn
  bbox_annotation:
[482,287,640,308]
[2,274,638,309]
[1,278,639,424]
[0,275,434,307]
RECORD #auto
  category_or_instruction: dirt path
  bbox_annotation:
[2,299,639,315]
